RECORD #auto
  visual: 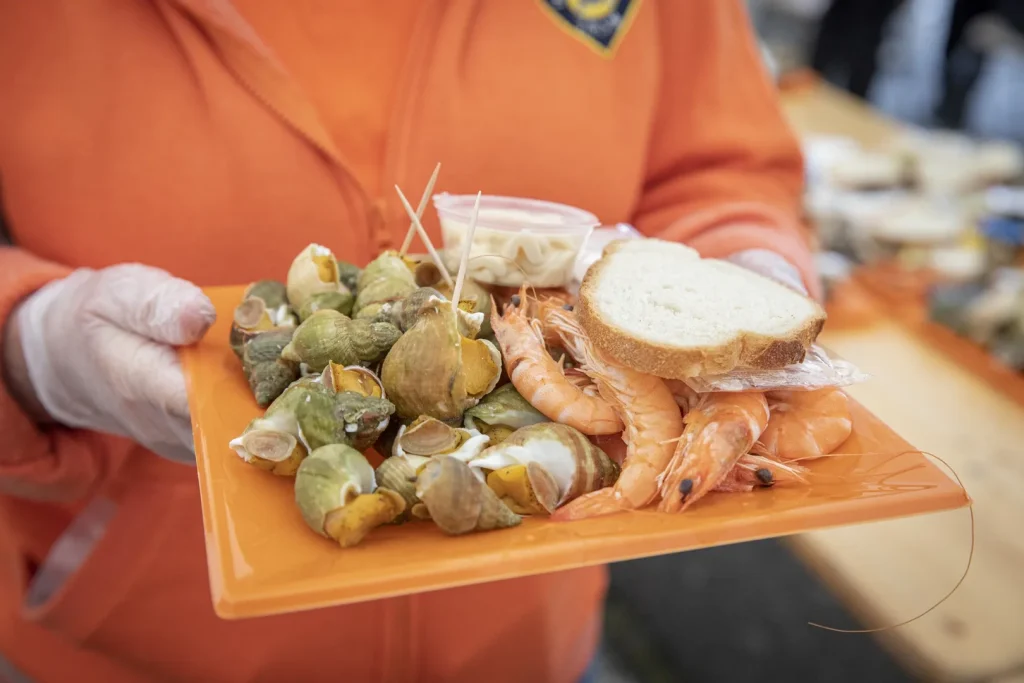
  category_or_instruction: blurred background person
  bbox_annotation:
[809,0,906,98]
[935,0,1024,128]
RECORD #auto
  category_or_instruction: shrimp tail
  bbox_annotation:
[550,488,631,522]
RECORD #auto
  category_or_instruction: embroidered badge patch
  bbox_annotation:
[539,0,640,56]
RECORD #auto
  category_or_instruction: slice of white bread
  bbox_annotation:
[577,240,826,379]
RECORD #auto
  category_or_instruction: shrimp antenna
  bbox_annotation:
[394,182,452,288]
[451,191,482,322]
[398,162,441,256]
[808,449,973,634]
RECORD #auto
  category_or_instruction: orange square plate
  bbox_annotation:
[181,286,969,619]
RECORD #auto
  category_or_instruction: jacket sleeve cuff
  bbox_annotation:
[0,248,103,501]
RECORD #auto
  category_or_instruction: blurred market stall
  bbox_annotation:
[780,75,1024,682]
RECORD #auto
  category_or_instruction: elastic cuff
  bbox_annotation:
[676,221,823,301]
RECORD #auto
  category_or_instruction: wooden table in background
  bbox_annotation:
[781,76,1024,682]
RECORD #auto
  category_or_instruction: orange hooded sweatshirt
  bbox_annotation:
[0,1,813,681]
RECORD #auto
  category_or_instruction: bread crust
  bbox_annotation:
[577,241,827,379]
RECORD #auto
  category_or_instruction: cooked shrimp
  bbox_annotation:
[490,295,622,436]
[753,388,853,462]
[565,367,602,398]
[532,290,573,350]
[545,309,684,519]
[658,392,770,513]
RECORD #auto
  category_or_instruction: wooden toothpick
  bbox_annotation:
[394,184,453,288]
[398,162,441,256]
[451,191,482,317]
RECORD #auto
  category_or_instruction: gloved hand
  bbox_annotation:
[726,248,815,298]
[13,264,215,463]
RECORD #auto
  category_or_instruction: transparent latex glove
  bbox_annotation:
[16,265,216,463]
[725,248,812,297]
[572,223,644,286]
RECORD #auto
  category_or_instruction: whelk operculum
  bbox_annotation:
[295,444,406,548]
[375,416,490,521]
[229,280,297,357]
[469,423,619,515]
[380,297,501,422]
[280,309,402,372]
[286,243,351,312]
[393,416,490,459]
[230,368,395,474]
[415,456,521,535]
[229,382,329,475]
[463,384,548,445]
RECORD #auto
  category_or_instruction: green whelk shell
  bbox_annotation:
[464,384,548,435]
[294,444,376,537]
[381,297,502,422]
[280,309,401,372]
[241,327,300,408]
[296,390,396,452]
[353,252,417,317]
[229,280,297,358]
[299,290,355,321]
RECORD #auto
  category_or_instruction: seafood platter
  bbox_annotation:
[182,173,968,618]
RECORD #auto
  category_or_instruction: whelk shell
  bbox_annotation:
[380,297,501,422]
[415,456,521,535]
[228,382,329,475]
[470,423,619,514]
[294,444,405,547]
[281,309,401,372]
[230,281,297,357]
[299,290,355,321]
[375,454,432,518]
[463,384,548,444]
[287,243,350,311]
[354,251,418,317]
[392,416,491,459]
[241,327,299,408]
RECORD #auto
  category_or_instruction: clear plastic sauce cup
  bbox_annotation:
[433,193,598,288]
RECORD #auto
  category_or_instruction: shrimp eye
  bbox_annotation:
[510,295,521,307]
[678,478,694,497]
[755,468,774,486]
[562,303,574,311]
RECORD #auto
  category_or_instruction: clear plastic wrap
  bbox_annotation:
[681,344,870,393]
